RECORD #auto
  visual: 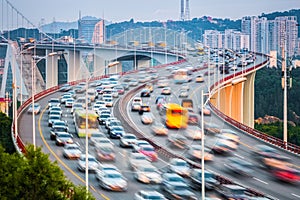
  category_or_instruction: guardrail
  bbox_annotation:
[207,54,300,155]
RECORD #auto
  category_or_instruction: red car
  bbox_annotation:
[138,145,158,162]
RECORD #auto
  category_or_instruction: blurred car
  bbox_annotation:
[63,143,81,159]
[211,139,238,154]
[50,126,69,140]
[95,145,116,162]
[178,89,189,98]
[49,110,62,117]
[134,164,162,184]
[271,165,300,183]
[94,138,114,149]
[145,83,153,92]
[52,120,68,132]
[187,145,214,161]
[103,97,113,107]
[111,89,119,98]
[134,190,166,200]
[161,173,187,189]
[183,125,203,140]
[189,169,220,190]
[48,114,61,127]
[150,121,168,136]
[113,85,125,95]
[71,102,83,114]
[48,106,62,115]
[119,133,137,148]
[225,157,254,177]
[161,181,197,200]
[168,158,191,177]
[65,98,74,108]
[216,184,250,200]
[132,140,150,152]
[129,80,139,86]
[167,134,189,149]
[98,170,128,191]
[199,105,211,116]
[204,122,221,134]
[141,112,155,124]
[60,94,72,104]
[128,152,151,171]
[137,145,158,162]
[131,102,142,112]
[219,130,240,144]
[98,113,111,125]
[157,80,169,88]
[77,154,100,172]
[138,104,151,115]
[140,89,151,97]
[161,87,171,95]
[59,84,72,92]
[187,113,199,125]
[89,132,106,146]
[55,132,74,146]
[181,84,190,91]
[252,144,281,162]
[195,74,204,82]
[48,98,60,108]
[27,103,41,114]
[95,164,120,180]
[109,125,125,139]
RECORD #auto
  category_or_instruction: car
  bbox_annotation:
[50,125,69,140]
[48,106,62,115]
[195,74,204,82]
[77,154,100,172]
[96,107,110,116]
[187,113,199,125]
[98,113,111,125]
[138,104,151,115]
[167,134,189,149]
[59,84,72,92]
[150,121,168,136]
[95,145,116,162]
[199,105,211,116]
[97,170,128,191]
[27,103,41,114]
[183,125,203,140]
[48,114,61,127]
[161,173,187,188]
[204,122,221,134]
[52,120,68,131]
[137,145,158,162]
[251,144,281,162]
[55,132,74,146]
[161,87,171,95]
[119,133,137,148]
[71,102,83,114]
[187,145,214,161]
[181,84,190,91]
[271,165,300,183]
[129,80,139,86]
[48,98,60,108]
[161,181,197,200]
[218,132,240,145]
[178,89,189,98]
[134,164,162,184]
[132,140,150,152]
[103,97,113,107]
[134,190,166,200]
[140,89,151,97]
[225,157,254,176]
[106,119,122,131]
[128,152,151,171]
[111,89,119,98]
[65,98,74,108]
[60,94,72,104]
[157,80,169,88]
[113,85,125,95]
[89,132,106,146]
[216,184,251,199]
[210,139,238,154]
[109,125,125,139]
[145,83,153,93]
[94,138,114,149]
[49,110,62,117]
[63,143,81,159]
[141,112,155,124]
[131,101,142,111]
[189,169,219,190]
[168,158,191,177]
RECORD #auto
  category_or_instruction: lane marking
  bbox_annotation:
[253,177,268,185]
[38,106,110,200]
[291,193,300,198]
[234,153,244,159]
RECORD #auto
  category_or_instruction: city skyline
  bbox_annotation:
[6,0,300,26]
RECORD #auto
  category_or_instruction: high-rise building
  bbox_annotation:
[78,16,104,44]
[92,20,105,44]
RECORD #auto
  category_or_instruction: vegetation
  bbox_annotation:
[255,122,300,146]
[0,112,15,153]
[0,145,95,200]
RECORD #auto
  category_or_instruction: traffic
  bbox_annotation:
[18,51,300,200]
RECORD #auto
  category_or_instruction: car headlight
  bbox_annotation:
[56,139,62,143]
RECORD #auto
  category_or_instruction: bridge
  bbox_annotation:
[1,1,300,200]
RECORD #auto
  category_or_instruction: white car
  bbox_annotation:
[119,133,138,148]
[103,97,113,107]
[134,164,162,184]
[141,112,154,124]
[77,154,100,172]
[94,138,114,149]
[63,143,81,159]
[48,98,60,108]
[95,164,120,180]
[97,170,128,192]
[168,158,191,177]
[131,102,142,112]
[128,152,151,171]
[27,103,41,114]
[89,132,107,146]
[65,98,74,108]
[134,190,166,200]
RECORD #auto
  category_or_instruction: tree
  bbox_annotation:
[0,145,95,200]
[0,112,14,153]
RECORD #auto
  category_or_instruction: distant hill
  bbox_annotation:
[40,21,78,34]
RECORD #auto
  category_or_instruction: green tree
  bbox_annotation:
[0,145,95,200]
[0,112,14,153]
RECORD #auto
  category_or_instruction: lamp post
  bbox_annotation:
[200,90,207,200]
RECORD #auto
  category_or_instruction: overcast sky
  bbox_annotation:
[5,0,300,26]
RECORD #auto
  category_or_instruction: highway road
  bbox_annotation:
[18,53,300,200]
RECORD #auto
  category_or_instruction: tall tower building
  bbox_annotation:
[92,20,105,44]
[78,16,102,44]
[180,0,185,21]
[185,0,190,20]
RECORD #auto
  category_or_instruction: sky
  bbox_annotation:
[4,0,300,26]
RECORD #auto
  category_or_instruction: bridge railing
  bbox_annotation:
[208,53,300,155]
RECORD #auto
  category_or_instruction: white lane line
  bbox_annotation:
[253,177,268,185]
[234,153,245,159]
[158,157,169,165]
[119,152,125,157]
[291,193,300,198]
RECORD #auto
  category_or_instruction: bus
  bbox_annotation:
[164,103,188,129]
[173,68,192,84]
[73,109,99,137]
